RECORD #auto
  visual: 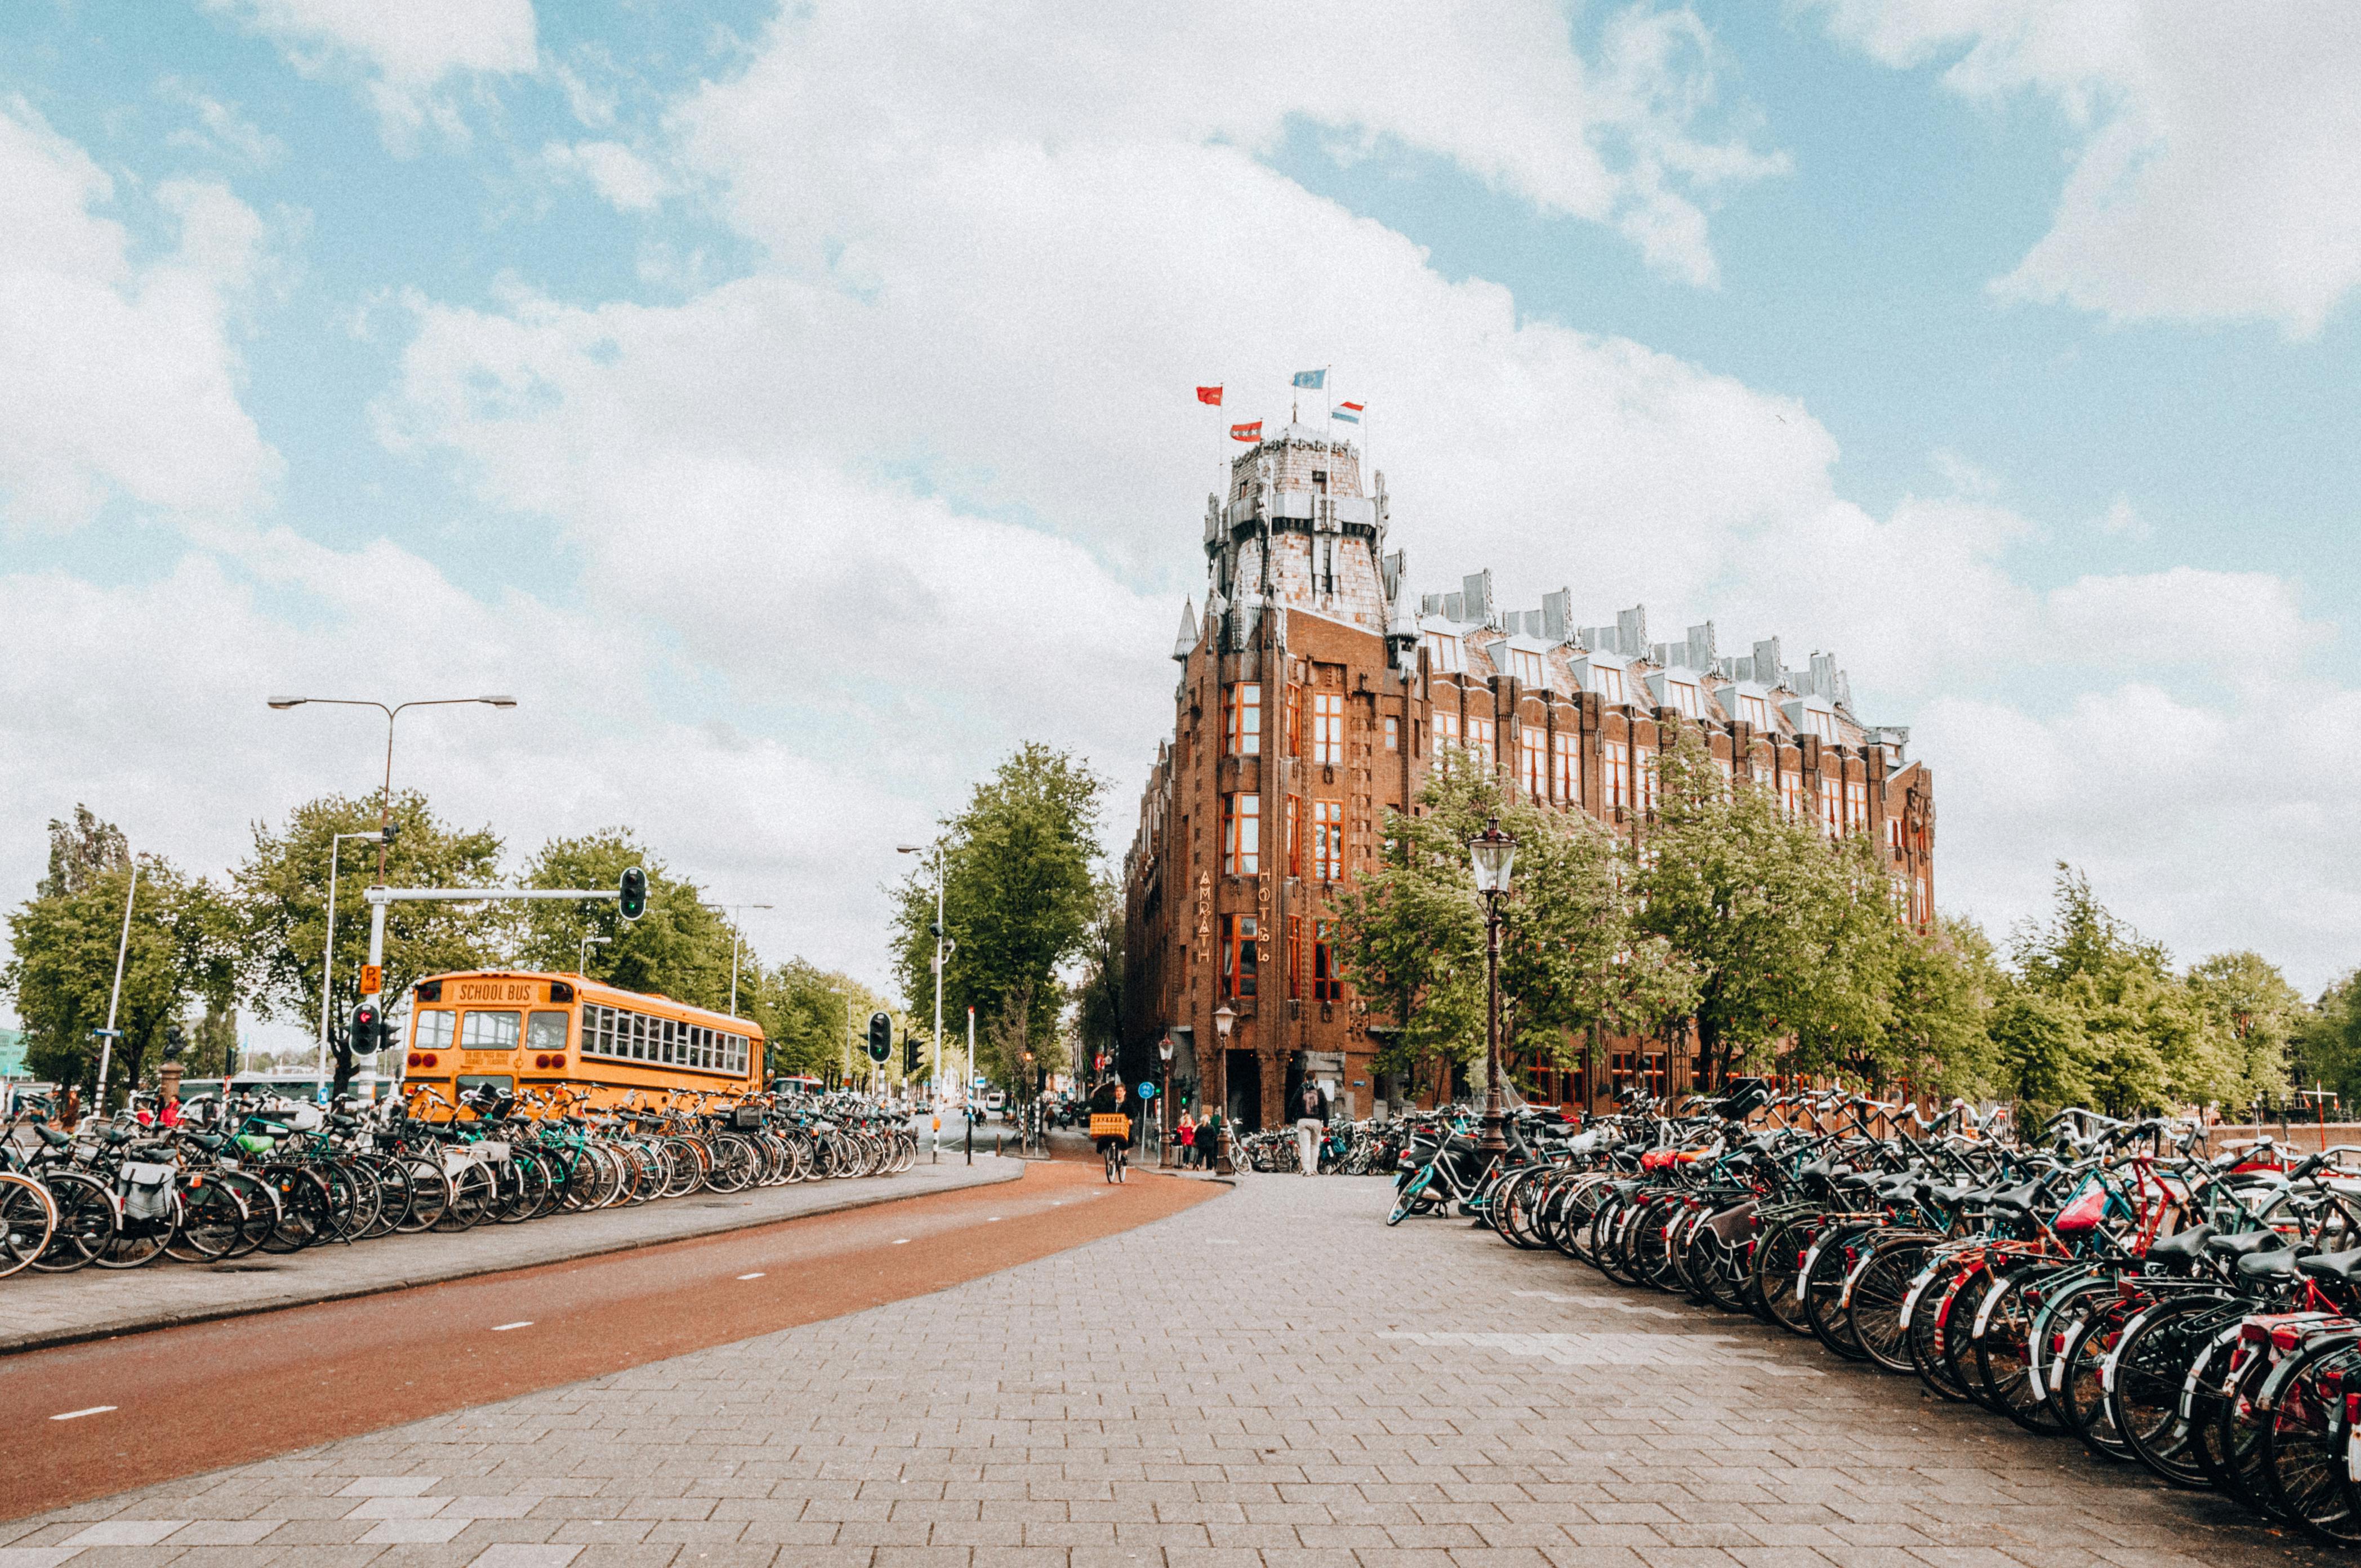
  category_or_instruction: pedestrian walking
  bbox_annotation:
[1200,1106,1224,1171]
[1176,1107,1196,1168]
[1293,1080,1326,1175]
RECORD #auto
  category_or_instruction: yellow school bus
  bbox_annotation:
[400,969,763,1117]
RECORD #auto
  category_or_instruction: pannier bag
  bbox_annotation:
[732,1106,764,1130]
[118,1160,177,1222]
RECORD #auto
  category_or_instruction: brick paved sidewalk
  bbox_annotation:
[5,1172,2332,1567]
[1,1156,1019,1356]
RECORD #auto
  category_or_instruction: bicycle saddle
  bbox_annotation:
[2143,1224,2213,1264]
[1988,1181,2043,1211]
[2237,1248,2306,1281]
[2296,1246,2361,1284]
[2207,1230,2287,1258]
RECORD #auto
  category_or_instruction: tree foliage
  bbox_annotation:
[892,743,1104,1088]
[1632,732,1900,1088]
[1331,749,1692,1084]
[3,809,232,1108]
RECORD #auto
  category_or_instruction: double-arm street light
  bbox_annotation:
[270,694,516,1097]
[1469,815,1519,1159]
[267,696,517,882]
[700,902,775,1017]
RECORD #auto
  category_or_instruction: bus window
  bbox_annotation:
[460,1010,520,1052]
[415,1010,456,1052]
[525,1012,569,1055]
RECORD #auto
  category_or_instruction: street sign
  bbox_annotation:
[1138,1081,1157,1099]
[359,964,382,994]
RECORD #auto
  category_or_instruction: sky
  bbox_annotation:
[3,0,2359,1041]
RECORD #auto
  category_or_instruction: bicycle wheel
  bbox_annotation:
[31,1171,113,1272]
[1844,1241,1925,1374]
[1752,1218,1814,1334]
[2110,1297,2235,1489]
[2258,1337,2361,1542]
[93,1192,177,1269]
[164,1174,246,1262]
[1802,1224,1874,1360]
[435,1160,496,1231]
[394,1156,450,1232]
[1972,1269,2068,1432]
[0,1173,57,1278]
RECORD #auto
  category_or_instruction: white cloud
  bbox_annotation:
[207,0,537,148]
[680,0,1785,289]
[0,101,277,531]
[161,78,284,166]
[357,2,2361,992]
[1812,0,2361,336]
[0,540,931,1019]
[542,140,665,212]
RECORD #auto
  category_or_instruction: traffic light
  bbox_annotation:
[380,821,398,850]
[618,865,648,921]
[903,1032,920,1073]
[351,1002,385,1055]
[866,1011,892,1063]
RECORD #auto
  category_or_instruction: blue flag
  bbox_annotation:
[1291,368,1325,389]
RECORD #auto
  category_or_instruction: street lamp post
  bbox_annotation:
[1468,816,1518,1159]
[897,842,952,1131]
[1212,1001,1236,1173]
[578,933,609,977]
[269,693,515,1098]
[318,829,386,1091]
[1157,1035,1174,1167]
[700,902,775,1016]
[88,856,139,1116]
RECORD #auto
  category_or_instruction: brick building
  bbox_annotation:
[1120,424,1935,1130]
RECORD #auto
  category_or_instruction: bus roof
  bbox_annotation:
[414,970,766,1040]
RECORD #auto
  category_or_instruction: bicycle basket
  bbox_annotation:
[1089,1113,1131,1139]
[732,1106,764,1131]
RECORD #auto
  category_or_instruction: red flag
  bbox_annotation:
[1196,385,1223,406]
[1229,421,1262,442]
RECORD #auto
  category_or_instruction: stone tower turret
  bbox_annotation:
[1204,424,1392,632]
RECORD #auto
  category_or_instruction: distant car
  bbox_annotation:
[985,1089,1006,1117]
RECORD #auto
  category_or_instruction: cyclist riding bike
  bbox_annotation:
[1088,1079,1132,1183]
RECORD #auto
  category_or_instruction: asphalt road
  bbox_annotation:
[0,1159,1217,1522]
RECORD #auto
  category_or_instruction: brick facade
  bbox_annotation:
[1122,425,1935,1129]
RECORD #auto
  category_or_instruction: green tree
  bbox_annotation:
[514,830,738,1012]
[1989,987,2090,1115]
[1331,749,1692,1093]
[1632,732,1901,1089]
[2003,865,2244,1116]
[3,810,231,1110]
[2186,950,2301,1108]
[1072,874,1124,1081]
[1879,915,2002,1100]
[230,790,503,1094]
[892,743,1104,1088]
[2297,972,2361,1109]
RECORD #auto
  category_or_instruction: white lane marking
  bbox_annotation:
[491,1321,533,1331]
[986,1217,1001,1222]
[892,1239,910,1245]
[51,1405,117,1420]
[737,1272,765,1280]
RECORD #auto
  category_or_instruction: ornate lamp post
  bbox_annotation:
[1468,816,1518,1158]
[1212,1002,1237,1171]
[1157,1035,1174,1165]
